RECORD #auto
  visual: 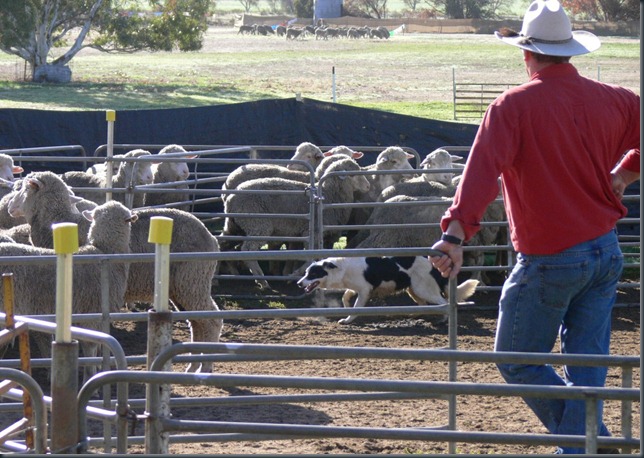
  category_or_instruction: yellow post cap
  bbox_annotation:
[106,110,116,122]
[52,223,79,254]
[148,216,173,245]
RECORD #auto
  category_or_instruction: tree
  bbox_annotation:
[237,0,259,13]
[562,0,639,21]
[293,0,313,18]
[402,0,424,13]
[0,0,210,83]
[343,0,389,18]
[423,0,511,19]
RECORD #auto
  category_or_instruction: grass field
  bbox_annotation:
[0,26,639,121]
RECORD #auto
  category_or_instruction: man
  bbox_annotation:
[430,0,640,454]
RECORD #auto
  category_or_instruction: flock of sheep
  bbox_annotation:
[0,142,504,377]
[238,23,392,40]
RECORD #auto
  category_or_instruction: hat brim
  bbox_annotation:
[495,30,600,56]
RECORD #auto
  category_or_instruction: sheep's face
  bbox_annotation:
[420,150,463,185]
[135,163,155,185]
[375,148,414,171]
[287,142,324,171]
[0,160,22,183]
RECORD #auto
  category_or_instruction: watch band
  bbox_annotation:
[440,233,463,245]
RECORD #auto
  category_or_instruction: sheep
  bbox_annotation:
[345,146,416,245]
[0,154,23,189]
[314,146,365,180]
[351,195,452,250]
[377,148,463,202]
[85,154,124,176]
[0,180,26,229]
[62,149,155,208]
[6,170,223,372]
[221,157,370,289]
[0,200,137,378]
[286,27,303,40]
[143,144,196,211]
[7,171,96,249]
[1,224,32,245]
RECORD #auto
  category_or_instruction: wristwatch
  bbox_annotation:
[440,233,463,245]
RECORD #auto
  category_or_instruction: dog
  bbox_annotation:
[297,256,479,324]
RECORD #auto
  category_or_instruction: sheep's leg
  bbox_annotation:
[339,291,368,325]
[240,240,270,289]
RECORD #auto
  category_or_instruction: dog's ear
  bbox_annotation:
[322,261,338,269]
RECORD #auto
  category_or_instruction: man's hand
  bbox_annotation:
[430,240,463,279]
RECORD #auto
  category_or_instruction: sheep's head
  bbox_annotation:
[322,158,370,194]
[420,148,464,185]
[323,146,364,160]
[287,142,324,171]
[156,145,195,181]
[375,147,414,171]
[0,154,23,182]
[119,149,155,185]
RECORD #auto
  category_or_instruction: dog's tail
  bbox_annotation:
[454,279,479,303]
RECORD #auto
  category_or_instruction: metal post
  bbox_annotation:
[332,66,336,103]
[105,110,116,202]
[51,222,79,454]
[447,278,457,455]
[584,392,599,454]
[145,216,174,455]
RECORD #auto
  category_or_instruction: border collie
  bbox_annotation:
[297,256,478,324]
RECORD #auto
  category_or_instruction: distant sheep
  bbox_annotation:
[0,200,137,377]
[143,144,196,211]
[62,149,155,208]
[0,180,26,229]
[221,157,370,289]
[286,27,303,40]
[0,154,23,186]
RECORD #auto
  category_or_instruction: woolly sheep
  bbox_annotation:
[8,170,223,372]
[0,154,23,182]
[125,207,223,372]
[314,146,364,180]
[0,200,137,377]
[0,180,26,229]
[221,157,370,289]
[86,154,124,176]
[347,146,416,243]
[377,148,463,202]
[62,149,155,208]
[350,195,451,249]
[8,171,96,248]
[143,144,197,211]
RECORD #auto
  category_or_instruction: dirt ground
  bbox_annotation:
[96,276,641,456]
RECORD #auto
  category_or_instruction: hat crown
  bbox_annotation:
[520,0,572,42]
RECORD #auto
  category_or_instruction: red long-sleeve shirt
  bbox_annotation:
[441,63,640,255]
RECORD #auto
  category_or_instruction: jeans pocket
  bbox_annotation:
[538,260,589,309]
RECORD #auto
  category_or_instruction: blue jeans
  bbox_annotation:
[494,230,623,454]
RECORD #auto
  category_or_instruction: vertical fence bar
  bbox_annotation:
[105,110,116,202]
[145,216,174,455]
[51,222,79,454]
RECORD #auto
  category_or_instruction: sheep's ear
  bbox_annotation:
[69,194,84,204]
[352,152,364,159]
[26,177,43,191]
[126,214,138,223]
[450,154,463,162]
[322,261,338,269]
[186,154,198,159]
[82,209,94,222]
[323,151,334,157]
[405,152,415,159]
[12,166,23,174]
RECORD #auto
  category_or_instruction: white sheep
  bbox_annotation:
[0,200,137,378]
[0,179,26,229]
[377,148,463,202]
[0,154,23,187]
[351,195,452,249]
[221,157,370,289]
[143,144,197,211]
[8,171,96,248]
[62,149,155,208]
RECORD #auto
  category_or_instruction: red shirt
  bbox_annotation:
[441,63,640,255]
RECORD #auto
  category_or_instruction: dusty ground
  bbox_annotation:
[95,277,641,456]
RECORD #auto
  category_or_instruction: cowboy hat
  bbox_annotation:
[495,0,600,56]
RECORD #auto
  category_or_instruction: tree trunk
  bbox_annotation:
[33,64,72,83]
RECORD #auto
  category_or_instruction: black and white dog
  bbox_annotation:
[297,256,479,324]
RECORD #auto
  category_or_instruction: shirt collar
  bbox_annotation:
[530,63,579,82]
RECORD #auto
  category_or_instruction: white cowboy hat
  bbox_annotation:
[495,0,600,56]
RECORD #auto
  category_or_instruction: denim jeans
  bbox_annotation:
[494,229,623,454]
